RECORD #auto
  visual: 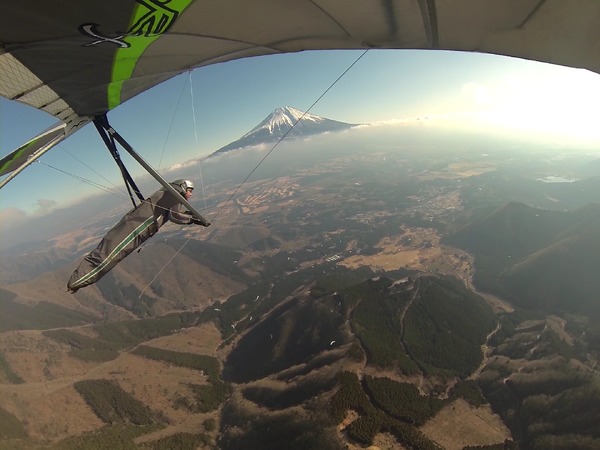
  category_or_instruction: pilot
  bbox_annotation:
[67,179,209,292]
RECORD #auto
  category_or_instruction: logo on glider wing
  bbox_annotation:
[80,24,129,48]
[79,0,180,47]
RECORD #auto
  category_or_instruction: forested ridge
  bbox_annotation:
[478,312,600,449]
[3,256,599,449]
[342,274,495,378]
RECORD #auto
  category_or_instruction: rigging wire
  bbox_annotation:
[37,160,185,217]
[140,72,213,298]
[138,243,183,297]
[35,160,125,197]
[208,49,370,224]
[157,74,190,172]
[138,73,204,298]
[31,86,213,221]
[57,144,125,194]
[138,49,370,297]
[188,71,209,213]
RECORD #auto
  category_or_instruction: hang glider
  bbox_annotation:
[1,0,599,198]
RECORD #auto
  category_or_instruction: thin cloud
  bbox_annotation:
[166,159,200,172]
[0,199,59,231]
[35,198,58,213]
[0,207,27,225]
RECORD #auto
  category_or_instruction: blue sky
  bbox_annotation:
[2,49,600,230]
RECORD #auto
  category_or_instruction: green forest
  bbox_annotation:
[329,372,444,448]
[74,379,159,425]
[342,275,495,379]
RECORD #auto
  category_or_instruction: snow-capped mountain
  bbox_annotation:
[210,106,358,156]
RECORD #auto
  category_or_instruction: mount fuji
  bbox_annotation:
[210,106,359,156]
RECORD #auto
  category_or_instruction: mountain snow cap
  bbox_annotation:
[211,106,357,156]
[247,106,325,136]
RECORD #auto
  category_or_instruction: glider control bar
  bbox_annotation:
[94,115,210,227]
[93,117,144,208]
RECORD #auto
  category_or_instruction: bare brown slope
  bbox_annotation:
[1,239,250,323]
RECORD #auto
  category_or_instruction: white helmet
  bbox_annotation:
[172,179,194,193]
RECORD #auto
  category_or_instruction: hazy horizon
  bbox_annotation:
[2,121,598,251]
